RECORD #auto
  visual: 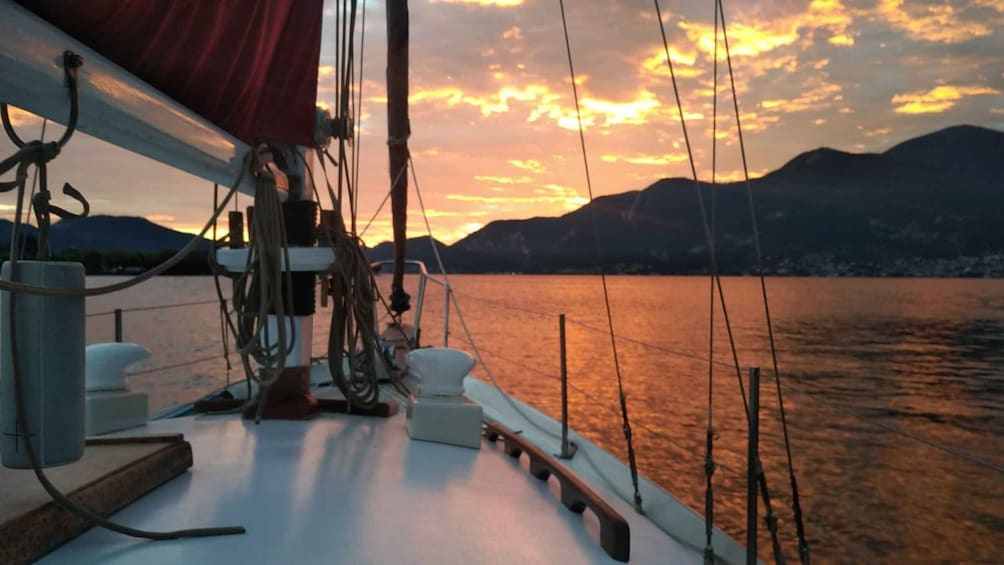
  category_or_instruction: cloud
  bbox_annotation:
[876,0,995,43]
[509,159,548,173]
[891,85,1000,114]
[474,175,533,184]
[447,183,587,209]
[601,153,689,166]
[502,26,523,40]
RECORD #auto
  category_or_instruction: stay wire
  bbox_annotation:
[703,2,721,562]
[558,0,643,512]
[717,0,810,560]
[17,118,47,260]
[652,1,785,561]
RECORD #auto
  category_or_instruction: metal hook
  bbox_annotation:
[47,182,90,219]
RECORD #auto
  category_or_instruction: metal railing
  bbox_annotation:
[371,259,450,348]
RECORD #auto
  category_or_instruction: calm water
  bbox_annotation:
[86,275,1004,563]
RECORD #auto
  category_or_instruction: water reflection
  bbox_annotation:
[85,275,1004,563]
[396,275,1004,563]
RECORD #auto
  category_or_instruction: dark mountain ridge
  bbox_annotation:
[0,125,998,277]
[383,125,1004,275]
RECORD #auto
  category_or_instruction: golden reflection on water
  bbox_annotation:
[85,275,1004,563]
[396,275,1004,564]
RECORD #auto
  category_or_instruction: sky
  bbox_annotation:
[2,0,1002,245]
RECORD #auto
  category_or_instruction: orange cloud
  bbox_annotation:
[447,184,587,210]
[509,159,548,173]
[402,84,668,131]
[640,47,702,79]
[810,0,856,46]
[679,19,799,59]
[474,175,533,184]
[877,0,993,43]
[760,81,842,113]
[891,85,1000,114]
[502,26,522,40]
[601,153,689,166]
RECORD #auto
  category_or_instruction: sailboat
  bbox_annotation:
[0,1,807,563]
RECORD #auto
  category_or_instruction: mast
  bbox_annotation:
[386,0,411,314]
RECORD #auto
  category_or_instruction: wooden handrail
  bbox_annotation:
[484,421,630,562]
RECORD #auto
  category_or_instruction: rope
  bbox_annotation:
[359,187,391,238]
[128,353,224,377]
[651,2,785,560]
[408,154,560,441]
[230,156,295,422]
[351,0,368,228]
[703,3,721,562]
[17,118,46,259]
[716,1,810,560]
[558,0,644,513]
[0,155,248,297]
[449,330,743,475]
[87,299,225,317]
[2,51,244,542]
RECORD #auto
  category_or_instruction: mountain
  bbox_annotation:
[0,221,38,247]
[366,236,451,271]
[46,215,210,253]
[377,125,1004,276]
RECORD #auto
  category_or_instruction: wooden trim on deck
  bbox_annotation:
[484,421,631,562]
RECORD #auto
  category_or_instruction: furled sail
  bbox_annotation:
[15,0,324,148]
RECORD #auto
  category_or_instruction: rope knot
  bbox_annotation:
[386,134,410,147]
[21,140,62,166]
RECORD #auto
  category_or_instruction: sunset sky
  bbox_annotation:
[3,0,1002,245]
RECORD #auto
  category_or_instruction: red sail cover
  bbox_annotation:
[18,0,323,147]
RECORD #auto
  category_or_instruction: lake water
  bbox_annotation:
[85,275,1004,563]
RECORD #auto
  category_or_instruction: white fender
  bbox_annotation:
[85,343,150,392]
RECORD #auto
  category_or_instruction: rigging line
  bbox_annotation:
[18,118,47,259]
[448,331,741,476]
[333,0,342,122]
[652,3,786,561]
[567,317,746,371]
[704,2,721,562]
[446,285,746,370]
[717,0,810,560]
[87,299,226,317]
[213,182,218,242]
[408,153,561,441]
[558,0,644,512]
[358,153,407,241]
[651,0,747,415]
[351,0,368,226]
[779,383,1004,475]
[128,353,225,377]
[446,285,744,370]
[359,187,391,239]
[340,0,359,231]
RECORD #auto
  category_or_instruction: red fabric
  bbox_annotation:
[19,0,323,147]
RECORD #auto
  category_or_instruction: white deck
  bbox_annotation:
[39,410,701,564]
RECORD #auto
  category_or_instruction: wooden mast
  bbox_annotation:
[387,0,411,314]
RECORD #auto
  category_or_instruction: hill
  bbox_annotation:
[420,124,1004,276]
